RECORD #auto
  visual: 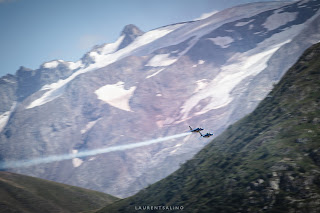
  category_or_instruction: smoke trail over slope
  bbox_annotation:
[0,132,191,169]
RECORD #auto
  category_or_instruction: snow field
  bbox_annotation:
[95,81,136,112]
[180,39,292,120]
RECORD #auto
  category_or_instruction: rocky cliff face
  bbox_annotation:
[1,0,320,198]
[100,41,320,213]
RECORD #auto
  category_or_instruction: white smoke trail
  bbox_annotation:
[0,132,191,169]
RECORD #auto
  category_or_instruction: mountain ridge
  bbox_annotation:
[0,171,119,213]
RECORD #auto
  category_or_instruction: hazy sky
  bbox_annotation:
[0,0,295,77]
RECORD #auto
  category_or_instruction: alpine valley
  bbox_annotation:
[1,0,320,199]
[100,35,320,213]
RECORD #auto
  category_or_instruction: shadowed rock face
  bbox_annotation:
[1,0,320,198]
[118,24,144,50]
[0,74,17,113]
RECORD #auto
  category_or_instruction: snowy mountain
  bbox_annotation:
[1,0,320,198]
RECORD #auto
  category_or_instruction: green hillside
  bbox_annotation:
[0,171,119,213]
[98,42,320,213]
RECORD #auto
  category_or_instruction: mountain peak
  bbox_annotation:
[118,24,144,50]
[16,66,33,73]
[120,24,144,37]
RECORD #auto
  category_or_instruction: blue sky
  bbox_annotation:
[0,0,294,77]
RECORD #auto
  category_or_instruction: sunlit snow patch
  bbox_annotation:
[145,54,177,67]
[235,19,255,27]
[72,150,83,168]
[198,60,205,65]
[96,35,125,55]
[263,11,298,31]
[89,157,96,161]
[209,36,234,48]
[194,10,219,21]
[42,60,83,70]
[95,81,136,112]
[72,158,83,167]
[194,79,209,93]
[2,78,15,84]
[66,60,83,70]
[81,119,100,134]
[146,68,165,79]
[26,86,65,109]
[42,60,61,69]
[0,112,11,132]
[192,60,205,67]
[0,103,16,132]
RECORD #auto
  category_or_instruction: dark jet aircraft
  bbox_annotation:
[189,126,204,133]
[199,132,214,138]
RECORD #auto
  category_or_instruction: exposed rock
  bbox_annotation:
[118,24,144,50]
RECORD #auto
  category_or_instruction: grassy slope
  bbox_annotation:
[0,171,119,213]
[99,43,320,213]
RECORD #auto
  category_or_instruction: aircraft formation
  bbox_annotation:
[189,126,214,138]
